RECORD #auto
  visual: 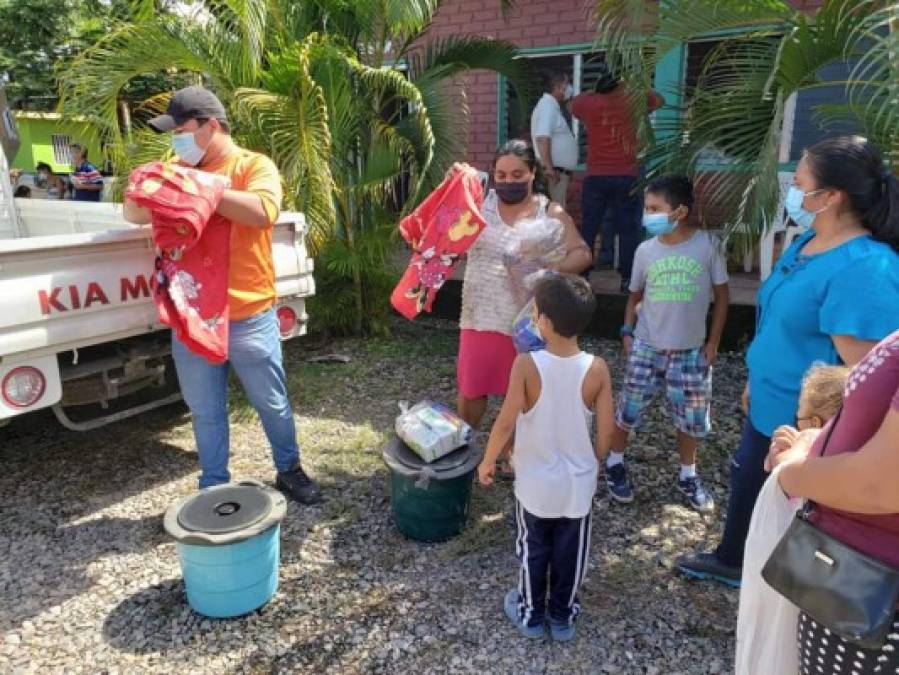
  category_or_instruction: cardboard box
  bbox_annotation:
[0,87,20,165]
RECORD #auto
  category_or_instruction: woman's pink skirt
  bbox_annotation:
[457,329,517,399]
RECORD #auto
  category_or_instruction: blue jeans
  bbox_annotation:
[172,308,300,488]
[580,175,642,280]
[714,420,771,567]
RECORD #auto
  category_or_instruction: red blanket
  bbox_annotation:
[391,166,486,319]
[126,162,232,363]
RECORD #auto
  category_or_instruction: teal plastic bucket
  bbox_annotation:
[383,437,482,542]
[164,480,287,618]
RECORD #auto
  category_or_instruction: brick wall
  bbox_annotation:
[424,0,597,174]
[423,0,825,225]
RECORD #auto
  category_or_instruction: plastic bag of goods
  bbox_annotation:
[512,299,546,353]
[503,217,566,303]
[734,465,802,675]
[395,400,473,463]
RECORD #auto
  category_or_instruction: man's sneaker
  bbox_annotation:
[276,466,322,504]
[676,552,741,588]
[677,475,715,512]
[548,617,576,642]
[605,462,634,503]
[503,589,545,639]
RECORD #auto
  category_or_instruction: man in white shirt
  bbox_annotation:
[530,71,578,207]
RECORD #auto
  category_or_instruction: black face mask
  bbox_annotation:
[494,180,530,205]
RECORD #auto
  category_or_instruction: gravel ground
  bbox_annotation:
[0,317,747,674]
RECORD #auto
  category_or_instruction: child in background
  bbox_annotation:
[608,174,729,511]
[734,364,848,670]
[793,364,848,429]
[478,274,614,642]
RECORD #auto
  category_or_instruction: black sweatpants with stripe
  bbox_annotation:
[513,499,592,628]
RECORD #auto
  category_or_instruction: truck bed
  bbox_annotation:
[0,203,315,364]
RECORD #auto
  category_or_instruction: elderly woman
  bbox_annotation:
[677,136,899,586]
[457,140,592,437]
[767,328,899,673]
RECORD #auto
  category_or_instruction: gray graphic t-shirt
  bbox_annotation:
[629,230,729,350]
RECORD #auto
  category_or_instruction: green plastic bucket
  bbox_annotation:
[383,437,482,542]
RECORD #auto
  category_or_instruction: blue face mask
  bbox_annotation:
[642,212,676,236]
[172,132,206,166]
[784,186,823,231]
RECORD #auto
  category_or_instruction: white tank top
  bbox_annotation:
[513,350,598,519]
[460,190,549,335]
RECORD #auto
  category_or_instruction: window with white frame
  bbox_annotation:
[51,134,73,165]
[501,49,605,165]
[685,36,870,166]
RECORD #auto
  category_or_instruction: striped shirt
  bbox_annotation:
[73,161,103,201]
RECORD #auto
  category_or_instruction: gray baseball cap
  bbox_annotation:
[148,86,228,132]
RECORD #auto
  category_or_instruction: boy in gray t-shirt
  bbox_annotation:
[605,175,729,512]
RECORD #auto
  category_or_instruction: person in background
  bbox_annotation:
[677,135,899,587]
[457,140,591,449]
[35,162,66,199]
[69,144,103,202]
[123,85,320,504]
[478,273,613,642]
[531,71,578,209]
[571,63,664,292]
[767,331,899,674]
[608,175,728,512]
[13,185,30,198]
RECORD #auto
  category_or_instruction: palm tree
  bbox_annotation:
[59,0,534,334]
[591,0,896,240]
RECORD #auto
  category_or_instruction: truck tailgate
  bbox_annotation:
[0,213,314,363]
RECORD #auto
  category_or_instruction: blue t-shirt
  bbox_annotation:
[747,230,899,437]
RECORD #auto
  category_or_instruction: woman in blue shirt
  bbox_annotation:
[676,136,899,586]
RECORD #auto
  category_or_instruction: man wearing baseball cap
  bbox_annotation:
[125,85,321,504]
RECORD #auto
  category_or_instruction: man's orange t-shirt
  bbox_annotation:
[200,144,283,321]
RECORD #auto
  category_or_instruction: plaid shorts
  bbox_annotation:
[615,338,712,438]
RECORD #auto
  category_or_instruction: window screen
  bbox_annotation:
[504,54,574,144]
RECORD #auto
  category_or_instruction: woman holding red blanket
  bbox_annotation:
[457,140,592,439]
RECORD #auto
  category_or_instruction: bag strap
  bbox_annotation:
[801,406,842,518]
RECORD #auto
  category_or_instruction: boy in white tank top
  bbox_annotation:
[478,274,614,642]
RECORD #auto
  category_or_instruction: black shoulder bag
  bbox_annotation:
[761,410,899,649]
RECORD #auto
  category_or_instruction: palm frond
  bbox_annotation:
[634,0,888,240]
[594,0,793,82]
[407,36,534,102]
[402,36,534,198]
[351,61,435,204]
[58,19,214,169]
[383,0,440,38]
[233,39,337,253]
[845,2,899,161]
[667,37,784,233]
[400,64,470,199]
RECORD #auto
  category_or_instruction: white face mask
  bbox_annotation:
[172,131,206,166]
[563,84,575,100]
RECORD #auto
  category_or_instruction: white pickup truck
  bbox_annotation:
[0,167,315,430]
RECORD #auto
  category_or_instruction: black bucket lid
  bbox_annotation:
[177,484,272,534]
[383,436,482,480]
[164,479,287,546]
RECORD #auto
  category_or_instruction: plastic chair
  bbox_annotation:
[757,171,795,281]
